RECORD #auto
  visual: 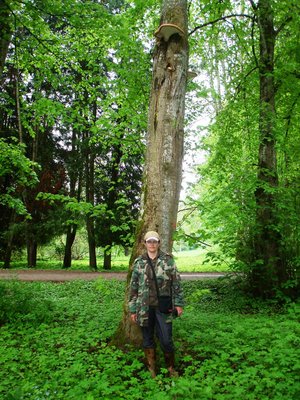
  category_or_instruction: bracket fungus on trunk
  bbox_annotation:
[187,70,197,80]
[154,23,185,41]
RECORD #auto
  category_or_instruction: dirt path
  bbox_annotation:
[0,269,225,282]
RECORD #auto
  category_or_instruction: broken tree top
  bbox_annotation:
[154,23,185,41]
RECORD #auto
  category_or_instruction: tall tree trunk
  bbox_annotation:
[86,215,97,270]
[251,0,286,297]
[103,248,112,270]
[83,96,97,271]
[14,66,23,143]
[103,141,123,270]
[63,224,77,269]
[3,245,12,269]
[85,147,97,271]
[133,0,188,257]
[27,237,37,268]
[0,0,13,79]
[63,128,81,269]
[114,0,189,346]
[3,211,16,269]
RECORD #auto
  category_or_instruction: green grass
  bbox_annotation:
[0,278,299,399]
[173,248,229,272]
[0,248,230,272]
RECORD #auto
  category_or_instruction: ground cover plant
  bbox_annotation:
[0,278,299,399]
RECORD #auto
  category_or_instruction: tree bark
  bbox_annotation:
[63,224,77,268]
[86,215,97,270]
[63,128,81,269]
[14,66,23,143]
[141,1,188,254]
[3,210,16,269]
[103,142,123,270]
[0,0,13,79]
[85,149,97,270]
[27,237,37,268]
[114,0,189,346]
[251,0,286,297]
[103,248,112,270]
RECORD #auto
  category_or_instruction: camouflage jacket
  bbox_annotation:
[128,250,184,327]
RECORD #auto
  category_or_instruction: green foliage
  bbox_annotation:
[0,139,39,216]
[1,0,159,263]
[182,0,300,298]
[0,279,299,399]
[177,281,300,400]
[1,0,299,297]
[36,193,108,222]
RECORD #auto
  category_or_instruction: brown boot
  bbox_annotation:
[144,348,156,378]
[164,352,179,377]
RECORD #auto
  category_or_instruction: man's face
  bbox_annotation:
[145,239,160,251]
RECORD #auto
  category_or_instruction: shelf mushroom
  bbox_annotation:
[154,23,185,41]
[187,70,197,80]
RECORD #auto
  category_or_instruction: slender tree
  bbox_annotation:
[0,0,13,79]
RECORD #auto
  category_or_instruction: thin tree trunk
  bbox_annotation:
[115,0,189,346]
[85,147,97,270]
[3,246,12,269]
[103,248,112,270]
[3,210,16,269]
[83,96,97,271]
[4,228,13,269]
[86,216,97,270]
[63,128,80,269]
[103,140,124,270]
[63,224,77,269]
[27,238,37,268]
[0,0,13,79]
[14,66,23,143]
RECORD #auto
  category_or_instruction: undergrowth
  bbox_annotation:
[0,278,299,399]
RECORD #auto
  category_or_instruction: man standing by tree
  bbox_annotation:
[117,0,188,349]
[129,231,184,378]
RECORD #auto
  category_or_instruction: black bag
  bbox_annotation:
[147,255,173,314]
[158,295,173,314]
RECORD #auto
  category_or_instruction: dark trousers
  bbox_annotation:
[141,306,174,353]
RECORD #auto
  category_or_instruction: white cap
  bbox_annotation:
[144,231,160,242]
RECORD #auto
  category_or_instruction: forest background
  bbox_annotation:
[1,0,300,299]
[1,1,300,399]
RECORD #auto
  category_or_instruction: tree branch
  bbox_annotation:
[250,14,259,68]
[189,14,254,36]
[235,65,259,95]
[182,233,212,248]
[275,16,293,37]
[248,0,258,12]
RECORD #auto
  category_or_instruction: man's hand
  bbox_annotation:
[175,306,183,317]
[130,313,137,323]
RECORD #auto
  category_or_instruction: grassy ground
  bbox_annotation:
[0,278,299,399]
[0,248,230,273]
